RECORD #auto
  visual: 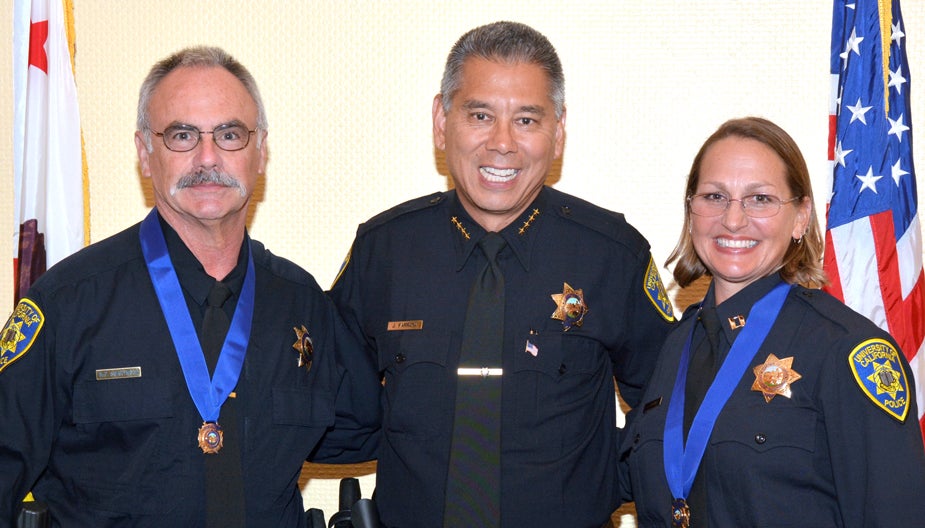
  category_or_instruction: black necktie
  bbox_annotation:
[684,306,722,437]
[201,282,232,375]
[684,306,722,528]
[200,281,245,528]
[444,233,506,527]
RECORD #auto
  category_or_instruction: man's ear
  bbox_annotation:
[432,94,447,151]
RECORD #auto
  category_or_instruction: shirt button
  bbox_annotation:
[394,353,406,364]
[634,434,640,444]
[754,433,767,444]
[558,363,567,375]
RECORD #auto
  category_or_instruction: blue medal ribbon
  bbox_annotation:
[139,208,255,423]
[663,280,791,501]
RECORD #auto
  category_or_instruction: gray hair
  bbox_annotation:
[440,21,565,119]
[137,46,267,150]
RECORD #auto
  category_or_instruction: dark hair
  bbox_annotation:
[440,21,564,118]
[667,116,827,288]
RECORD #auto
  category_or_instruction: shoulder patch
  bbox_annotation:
[0,299,44,375]
[644,257,675,322]
[848,338,909,422]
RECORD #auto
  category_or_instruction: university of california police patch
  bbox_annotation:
[0,299,44,375]
[848,338,909,422]
[643,257,675,322]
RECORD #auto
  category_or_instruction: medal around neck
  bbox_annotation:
[663,282,792,523]
[671,498,690,528]
[198,422,223,454]
[139,209,255,455]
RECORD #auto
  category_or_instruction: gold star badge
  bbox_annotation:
[551,282,588,331]
[751,353,801,402]
[292,325,314,372]
[867,360,904,399]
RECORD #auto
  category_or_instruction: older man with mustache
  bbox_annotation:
[0,46,380,528]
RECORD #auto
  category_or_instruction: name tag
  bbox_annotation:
[96,366,142,380]
[387,320,423,331]
[458,367,503,377]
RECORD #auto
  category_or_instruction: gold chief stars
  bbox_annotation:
[751,353,802,403]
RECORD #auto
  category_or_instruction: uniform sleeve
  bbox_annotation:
[821,333,925,524]
[0,295,59,528]
[328,238,374,355]
[611,253,676,409]
[308,288,381,463]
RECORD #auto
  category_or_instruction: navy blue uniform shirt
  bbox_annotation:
[621,274,925,526]
[330,187,675,527]
[0,216,380,527]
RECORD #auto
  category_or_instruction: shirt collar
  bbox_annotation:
[447,188,548,272]
[705,273,786,342]
[157,212,248,306]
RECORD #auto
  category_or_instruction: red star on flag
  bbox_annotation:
[28,19,48,74]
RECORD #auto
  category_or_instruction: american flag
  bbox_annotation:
[825,0,925,439]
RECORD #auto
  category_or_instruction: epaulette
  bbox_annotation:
[545,187,648,255]
[251,240,320,289]
[789,285,860,333]
[356,192,447,236]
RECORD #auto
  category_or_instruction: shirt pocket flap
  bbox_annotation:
[710,403,816,454]
[377,329,451,372]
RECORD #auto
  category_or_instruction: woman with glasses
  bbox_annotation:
[620,117,925,526]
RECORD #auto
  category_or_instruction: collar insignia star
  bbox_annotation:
[450,216,471,240]
[518,208,541,235]
[751,353,801,402]
[292,325,314,372]
[551,282,588,331]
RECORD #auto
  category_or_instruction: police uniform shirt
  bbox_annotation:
[622,273,925,526]
[330,187,676,528]
[0,214,380,527]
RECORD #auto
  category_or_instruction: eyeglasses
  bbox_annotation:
[151,123,257,152]
[688,193,801,218]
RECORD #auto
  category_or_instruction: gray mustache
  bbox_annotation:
[174,170,246,196]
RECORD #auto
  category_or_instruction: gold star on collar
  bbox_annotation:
[450,216,471,240]
[751,353,801,402]
[292,325,314,372]
[518,208,541,235]
[551,282,588,331]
